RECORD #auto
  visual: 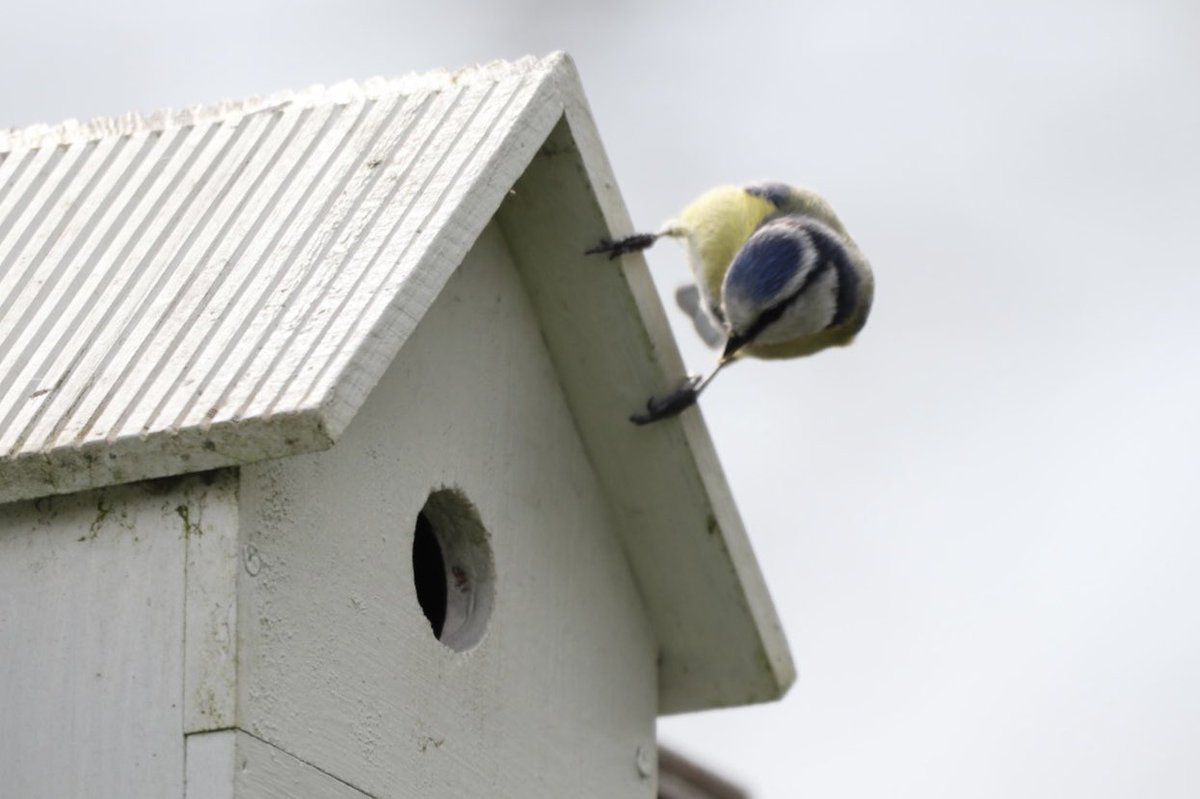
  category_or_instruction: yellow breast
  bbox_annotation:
[675,186,777,305]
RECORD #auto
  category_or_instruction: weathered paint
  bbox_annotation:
[0,473,232,798]
[497,114,794,712]
[237,222,658,798]
[183,470,241,732]
[0,56,561,504]
[186,730,373,799]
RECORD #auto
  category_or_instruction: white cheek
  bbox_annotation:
[754,270,838,345]
[722,290,757,331]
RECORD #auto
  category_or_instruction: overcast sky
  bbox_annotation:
[4,1,1199,796]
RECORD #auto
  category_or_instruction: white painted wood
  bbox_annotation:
[237,222,658,799]
[186,730,237,799]
[101,104,327,441]
[67,112,281,448]
[0,56,560,505]
[184,469,241,732]
[0,476,220,798]
[159,96,407,433]
[305,68,562,439]
[186,730,373,799]
[495,56,795,712]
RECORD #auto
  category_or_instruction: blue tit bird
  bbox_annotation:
[587,182,873,424]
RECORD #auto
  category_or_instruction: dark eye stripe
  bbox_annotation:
[723,245,830,357]
[806,225,857,328]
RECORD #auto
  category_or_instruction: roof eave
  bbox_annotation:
[0,407,333,504]
[495,54,795,713]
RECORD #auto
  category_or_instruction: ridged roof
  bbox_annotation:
[0,55,561,502]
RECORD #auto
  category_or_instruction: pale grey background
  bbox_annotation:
[4,1,1198,796]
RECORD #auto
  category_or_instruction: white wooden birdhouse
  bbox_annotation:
[0,53,793,798]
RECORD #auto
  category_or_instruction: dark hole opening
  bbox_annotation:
[412,510,447,639]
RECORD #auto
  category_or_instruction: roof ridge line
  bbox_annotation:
[0,53,561,154]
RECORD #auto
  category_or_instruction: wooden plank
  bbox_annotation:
[237,223,657,798]
[493,54,794,713]
[186,731,374,799]
[304,68,562,437]
[185,730,236,799]
[0,56,563,506]
[0,477,195,797]
[184,468,241,732]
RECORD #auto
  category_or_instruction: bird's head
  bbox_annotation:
[721,214,872,358]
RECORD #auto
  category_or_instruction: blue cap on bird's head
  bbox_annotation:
[744,182,795,208]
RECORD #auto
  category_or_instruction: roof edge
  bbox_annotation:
[554,58,797,710]
[314,56,571,440]
[0,408,333,506]
[492,61,796,713]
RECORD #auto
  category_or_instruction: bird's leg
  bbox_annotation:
[585,232,660,260]
[630,357,733,425]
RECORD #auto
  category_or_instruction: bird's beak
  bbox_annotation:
[721,333,748,362]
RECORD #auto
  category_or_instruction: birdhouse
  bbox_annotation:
[0,53,793,798]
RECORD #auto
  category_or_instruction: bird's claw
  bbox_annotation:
[629,375,703,425]
[584,238,622,260]
[585,233,659,260]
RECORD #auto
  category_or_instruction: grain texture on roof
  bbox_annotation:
[0,55,560,499]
